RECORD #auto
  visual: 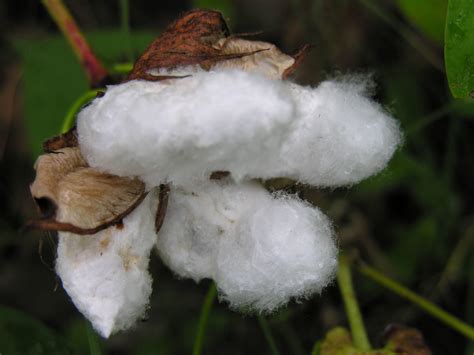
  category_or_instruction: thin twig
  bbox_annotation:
[337,254,371,351]
[357,261,474,340]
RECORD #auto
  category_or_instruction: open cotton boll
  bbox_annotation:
[55,190,159,338]
[78,69,295,187]
[216,194,337,311]
[156,180,338,312]
[280,79,402,186]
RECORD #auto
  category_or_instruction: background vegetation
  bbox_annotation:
[0,0,473,354]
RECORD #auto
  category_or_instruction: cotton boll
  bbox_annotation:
[282,80,402,186]
[216,194,338,311]
[78,70,295,188]
[156,180,270,281]
[156,180,338,312]
[55,190,159,338]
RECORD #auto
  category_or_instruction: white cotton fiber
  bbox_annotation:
[216,194,337,311]
[77,69,401,188]
[156,180,338,312]
[279,80,402,186]
[77,70,295,188]
[55,190,159,338]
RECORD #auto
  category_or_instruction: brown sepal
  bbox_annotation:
[43,126,79,152]
[155,184,170,233]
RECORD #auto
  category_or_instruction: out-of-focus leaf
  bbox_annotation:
[389,217,438,283]
[445,0,474,99]
[397,0,447,44]
[193,0,234,19]
[12,30,155,158]
[0,306,73,355]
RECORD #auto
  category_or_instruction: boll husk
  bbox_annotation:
[29,9,402,337]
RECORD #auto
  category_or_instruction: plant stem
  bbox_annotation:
[85,320,102,355]
[42,0,108,87]
[60,90,101,134]
[192,282,217,355]
[358,0,444,71]
[337,254,371,351]
[258,315,281,355]
[110,62,134,74]
[357,262,474,340]
[119,0,133,62]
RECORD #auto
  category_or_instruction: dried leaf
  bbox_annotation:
[383,324,432,355]
[212,38,295,79]
[128,9,309,81]
[29,147,146,234]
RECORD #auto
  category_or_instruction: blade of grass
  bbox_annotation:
[337,254,371,351]
[257,315,281,355]
[192,282,217,355]
[357,261,474,340]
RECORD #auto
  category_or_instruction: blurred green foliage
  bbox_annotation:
[397,0,447,44]
[0,306,73,355]
[445,0,474,99]
[13,31,154,158]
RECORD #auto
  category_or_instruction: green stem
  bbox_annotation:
[119,0,133,62]
[60,90,101,134]
[357,262,474,340]
[192,283,217,355]
[257,315,281,355]
[358,0,444,71]
[337,254,371,351]
[85,321,102,355]
[110,62,134,75]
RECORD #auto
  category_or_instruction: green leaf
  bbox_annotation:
[445,0,474,99]
[0,306,73,355]
[12,30,155,158]
[397,0,447,44]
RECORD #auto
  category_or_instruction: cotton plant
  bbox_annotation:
[29,9,402,337]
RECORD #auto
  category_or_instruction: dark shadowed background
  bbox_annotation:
[1,0,473,354]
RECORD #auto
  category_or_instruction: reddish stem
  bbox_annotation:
[42,0,108,87]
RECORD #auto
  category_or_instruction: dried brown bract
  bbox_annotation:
[128,9,308,81]
[29,147,146,235]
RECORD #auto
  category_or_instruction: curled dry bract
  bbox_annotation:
[30,147,146,234]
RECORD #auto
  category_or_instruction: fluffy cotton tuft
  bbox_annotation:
[280,80,402,186]
[55,190,159,338]
[156,180,338,312]
[78,70,295,188]
[78,69,401,188]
